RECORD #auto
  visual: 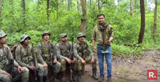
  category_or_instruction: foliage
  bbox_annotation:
[0,0,160,56]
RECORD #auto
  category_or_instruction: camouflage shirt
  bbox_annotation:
[73,41,94,60]
[92,22,114,44]
[0,45,18,73]
[56,41,72,59]
[15,44,36,67]
[37,41,57,64]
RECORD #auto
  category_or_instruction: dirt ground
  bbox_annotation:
[12,49,160,82]
[80,49,160,82]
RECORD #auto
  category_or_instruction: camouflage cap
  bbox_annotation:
[0,30,7,38]
[42,31,51,37]
[20,34,31,43]
[60,33,67,38]
[77,32,86,38]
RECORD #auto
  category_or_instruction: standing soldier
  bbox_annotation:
[15,34,48,82]
[37,31,61,82]
[0,30,29,82]
[56,33,76,82]
[74,32,98,82]
[92,14,114,82]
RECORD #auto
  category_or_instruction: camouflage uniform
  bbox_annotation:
[15,34,47,82]
[74,33,98,82]
[37,31,61,82]
[0,30,29,82]
[56,33,77,82]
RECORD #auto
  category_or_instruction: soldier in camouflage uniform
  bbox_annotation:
[15,34,48,82]
[56,33,76,82]
[37,31,61,82]
[0,30,29,82]
[74,32,98,82]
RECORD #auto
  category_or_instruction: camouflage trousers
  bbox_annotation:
[37,63,48,76]
[47,61,61,73]
[75,56,97,70]
[59,57,77,71]
[0,67,29,82]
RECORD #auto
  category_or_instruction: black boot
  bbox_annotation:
[61,71,65,82]
[77,70,83,82]
[72,69,77,81]
[53,72,58,82]
[39,76,43,82]
[92,68,98,80]
[43,76,48,82]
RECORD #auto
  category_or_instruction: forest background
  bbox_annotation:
[0,0,160,56]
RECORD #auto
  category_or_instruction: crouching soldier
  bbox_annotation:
[0,30,29,82]
[37,31,61,82]
[15,34,48,82]
[74,32,98,82]
[56,33,76,82]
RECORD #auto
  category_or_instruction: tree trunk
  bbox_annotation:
[98,0,100,12]
[68,0,70,10]
[47,0,49,24]
[138,0,145,44]
[90,0,91,8]
[80,0,86,34]
[153,0,157,41]
[22,0,26,27]
[130,0,133,16]
[0,0,2,26]
[57,0,58,19]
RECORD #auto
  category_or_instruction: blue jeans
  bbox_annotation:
[97,45,112,78]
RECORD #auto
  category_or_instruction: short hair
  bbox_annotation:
[97,13,105,18]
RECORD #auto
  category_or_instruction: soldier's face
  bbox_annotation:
[23,38,30,45]
[61,36,67,42]
[43,34,50,41]
[78,37,85,42]
[97,16,105,24]
[0,36,7,44]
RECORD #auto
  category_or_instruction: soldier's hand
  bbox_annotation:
[93,47,97,53]
[106,40,111,45]
[28,66,35,70]
[18,66,24,73]
[35,65,39,70]
[4,71,12,79]
[43,63,48,67]
[91,58,94,64]
[53,59,57,63]
[81,59,86,64]
[66,58,72,64]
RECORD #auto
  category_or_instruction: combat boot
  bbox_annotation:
[53,73,58,82]
[92,68,98,80]
[61,71,66,82]
[43,76,48,82]
[39,76,43,82]
[77,70,83,82]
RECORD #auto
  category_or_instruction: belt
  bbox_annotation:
[98,44,110,46]
[97,44,105,46]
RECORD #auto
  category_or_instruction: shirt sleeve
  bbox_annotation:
[6,46,19,67]
[92,26,96,41]
[37,43,46,64]
[0,69,5,74]
[86,43,94,58]
[56,43,66,59]
[73,43,82,60]
[15,46,29,67]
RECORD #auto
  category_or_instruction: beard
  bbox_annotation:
[62,40,67,42]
